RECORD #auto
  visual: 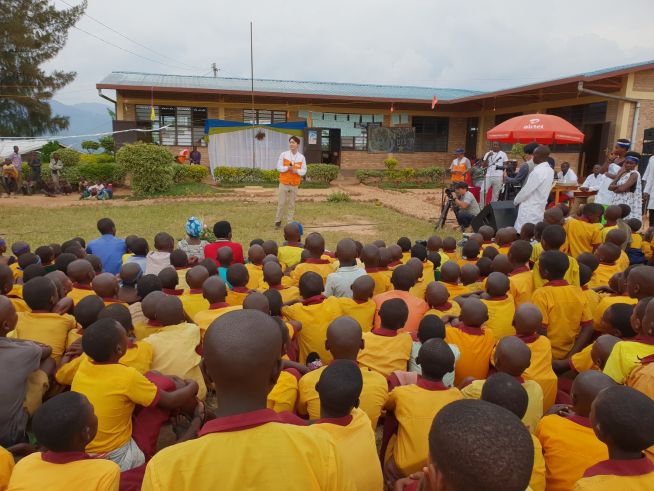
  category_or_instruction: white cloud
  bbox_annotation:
[46,0,654,104]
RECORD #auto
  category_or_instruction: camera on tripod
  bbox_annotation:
[444,187,456,201]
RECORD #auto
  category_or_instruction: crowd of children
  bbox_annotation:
[2,204,654,490]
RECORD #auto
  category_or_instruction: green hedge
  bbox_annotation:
[356,166,445,186]
[21,162,126,186]
[116,143,175,196]
[79,153,115,164]
[54,148,81,167]
[213,163,338,185]
[173,165,209,183]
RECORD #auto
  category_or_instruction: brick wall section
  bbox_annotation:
[634,69,654,92]
[635,100,654,152]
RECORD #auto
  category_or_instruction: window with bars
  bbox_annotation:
[341,135,368,151]
[412,116,449,152]
[135,105,207,146]
[243,109,287,124]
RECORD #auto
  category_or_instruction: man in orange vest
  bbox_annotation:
[450,148,471,184]
[275,136,307,229]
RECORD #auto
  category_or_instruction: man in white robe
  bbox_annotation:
[514,145,555,230]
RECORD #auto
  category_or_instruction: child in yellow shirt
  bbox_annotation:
[133,290,166,341]
[507,240,533,305]
[460,264,483,293]
[244,244,266,290]
[533,225,580,288]
[169,249,190,291]
[440,261,470,300]
[565,203,603,257]
[289,233,334,283]
[495,227,516,255]
[480,272,516,341]
[262,262,299,303]
[225,264,251,306]
[337,275,376,333]
[424,281,461,319]
[0,264,28,312]
[457,240,480,268]
[579,264,601,321]
[179,265,210,319]
[590,243,622,288]
[91,272,126,307]
[158,267,184,297]
[277,222,304,269]
[441,236,460,262]
[600,205,621,241]
[478,225,499,252]
[361,245,392,296]
[66,259,96,305]
[193,276,242,341]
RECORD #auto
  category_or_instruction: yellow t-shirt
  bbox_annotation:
[71,362,159,453]
[0,446,14,491]
[461,378,543,432]
[442,282,471,300]
[588,262,620,289]
[15,311,76,362]
[366,270,393,296]
[245,263,265,290]
[385,381,463,475]
[358,330,413,379]
[337,298,375,333]
[508,268,534,306]
[533,256,581,289]
[67,285,97,305]
[535,414,608,491]
[425,302,461,319]
[226,289,249,307]
[565,219,602,257]
[531,241,544,263]
[409,278,428,302]
[481,295,516,341]
[179,292,210,321]
[176,268,190,291]
[521,334,557,411]
[282,296,342,364]
[531,281,592,359]
[141,409,355,491]
[7,451,120,491]
[290,261,334,283]
[193,304,243,341]
[570,343,597,373]
[267,369,298,413]
[445,325,495,386]
[600,224,618,242]
[278,244,304,269]
[617,251,630,272]
[313,409,383,491]
[573,457,654,491]
[5,295,28,313]
[531,433,546,491]
[593,295,638,330]
[626,358,654,399]
[133,321,165,342]
[603,338,654,384]
[298,364,388,428]
[265,285,301,304]
[582,287,601,321]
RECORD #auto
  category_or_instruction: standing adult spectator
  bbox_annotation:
[275,136,306,229]
[514,145,555,230]
[452,182,481,231]
[449,149,470,184]
[189,146,201,165]
[504,142,538,192]
[596,139,630,207]
[86,218,127,275]
[203,220,244,264]
[609,151,642,220]
[49,152,63,194]
[643,154,654,224]
[28,154,43,192]
[10,146,22,185]
[482,141,508,202]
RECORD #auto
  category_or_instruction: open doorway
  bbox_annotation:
[303,128,341,165]
[580,122,610,177]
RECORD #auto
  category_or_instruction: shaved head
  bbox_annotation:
[0,296,18,333]
[156,295,185,326]
[325,316,364,360]
[91,273,119,298]
[571,370,616,417]
[494,336,532,376]
[627,266,654,299]
[242,292,270,314]
[67,259,95,284]
[513,304,543,335]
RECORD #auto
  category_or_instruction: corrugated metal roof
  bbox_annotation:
[97,71,482,101]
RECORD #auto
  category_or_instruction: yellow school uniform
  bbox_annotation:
[133,320,165,342]
[443,250,460,262]
[71,362,159,454]
[179,290,210,320]
[385,379,463,475]
[358,329,413,379]
[600,224,617,242]
[425,302,461,319]
[531,241,544,263]
[603,337,654,384]
[565,218,602,257]
[266,284,300,304]
[7,451,120,491]
[481,241,499,252]
[0,446,13,491]
[142,322,206,400]
[141,409,355,491]
[445,324,495,386]
[593,295,638,330]
[245,263,265,290]
[298,363,388,428]
[226,287,249,307]
[626,355,654,399]
[267,369,298,413]
[277,243,304,269]
[533,255,581,289]
[67,284,96,305]
[401,251,411,264]
[314,408,383,491]
[176,267,190,291]
[531,433,547,491]
[5,294,28,313]
[508,266,534,306]
[588,262,620,289]
[464,281,484,292]
[441,281,470,301]
[535,414,608,491]
[290,259,334,283]
[337,298,375,332]
[481,294,516,341]
[582,286,601,320]
[409,277,428,301]
[573,457,654,491]
[520,334,557,411]
[570,343,597,373]
[365,268,393,296]
[193,303,243,340]
[531,280,593,359]
[15,311,76,362]
[282,296,342,364]
[461,378,543,432]
[617,250,629,272]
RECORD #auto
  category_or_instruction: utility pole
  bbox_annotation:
[250,21,255,169]
[211,62,218,78]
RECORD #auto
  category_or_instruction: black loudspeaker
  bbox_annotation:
[471,201,518,232]
[643,127,654,141]
[643,141,654,154]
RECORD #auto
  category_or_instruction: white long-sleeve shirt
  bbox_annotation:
[276,150,307,176]
[582,173,604,191]
[483,150,508,178]
[514,161,555,230]
[642,156,654,210]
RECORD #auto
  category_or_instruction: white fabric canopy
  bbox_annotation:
[0,139,51,158]
[207,128,303,176]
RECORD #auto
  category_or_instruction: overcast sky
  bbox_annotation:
[47,0,654,106]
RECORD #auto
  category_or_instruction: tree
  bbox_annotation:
[0,1,87,136]
[99,135,115,155]
[81,140,100,153]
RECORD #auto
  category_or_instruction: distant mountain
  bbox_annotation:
[46,100,113,149]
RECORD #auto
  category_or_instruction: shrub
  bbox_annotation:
[415,166,445,183]
[327,191,351,203]
[116,143,174,196]
[55,148,81,167]
[79,153,115,164]
[75,163,126,185]
[383,158,398,170]
[306,163,338,183]
[213,167,279,185]
[81,140,100,153]
[355,169,385,184]
[260,169,279,183]
[40,141,61,163]
[173,165,209,183]
[98,135,115,156]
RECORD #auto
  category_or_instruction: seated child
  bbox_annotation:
[573,386,654,490]
[281,271,342,364]
[6,392,121,489]
[299,317,388,427]
[457,240,480,267]
[34,245,55,273]
[590,243,622,288]
[410,243,435,285]
[593,272,637,328]
[564,203,603,258]
[388,243,405,269]
[324,238,366,298]
[478,225,498,251]
[600,205,621,242]
[290,233,334,283]
[440,261,470,298]
[491,254,512,275]
[462,336,543,432]
[261,240,285,270]
[534,225,580,288]
[372,265,428,333]
[605,228,630,271]
[313,360,383,491]
[141,296,206,399]
[336,275,376,332]
[15,277,76,362]
[358,298,413,378]
[476,257,493,281]
[361,245,392,296]
[397,236,412,263]
[216,246,233,288]
[383,339,463,479]
[66,259,96,304]
[426,236,449,270]
[91,273,123,306]
[245,244,266,290]
[158,266,183,296]
[479,272,516,340]
[625,218,647,265]
[460,264,483,292]
[133,290,166,341]
[66,294,105,347]
[507,240,533,305]
[170,249,190,291]
[225,264,250,306]
[193,277,241,341]
[145,232,174,276]
[482,245,499,260]
[424,281,461,318]
[0,264,28,312]
[407,257,429,301]
[407,314,459,387]
[179,265,210,319]
[126,274,160,328]
[277,222,304,269]
[118,262,142,304]
[71,318,198,470]
[579,263,601,320]
[495,227,517,255]
[125,237,149,273]
[442,237,459,262]
[520,222,536,242]
[445,297,495,385]
[263,262,300,303]
[531,251,593,359]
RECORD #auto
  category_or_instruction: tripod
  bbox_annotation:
[436,196,455,230]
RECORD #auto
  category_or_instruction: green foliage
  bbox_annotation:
[98,135,115,155]
[81,140,100,153]
[54,147,81,166]
[172,165,209,183]
[116,143,174,196]
[0,0,87,136]
[75,163,125,185]
[306,164,339,183]
[213,167,279,185]
[355,169,385,184]
[415,166,445,183]
[510,143,525,159]
[326,191,351,203]
[79,153,114,164]
[383,158,398,170]
[40,141,61,163]
[356,165,445,188]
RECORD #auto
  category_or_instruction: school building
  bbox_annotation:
[97,59,654,177]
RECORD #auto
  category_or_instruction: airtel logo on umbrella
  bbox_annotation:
[523,118,544,130]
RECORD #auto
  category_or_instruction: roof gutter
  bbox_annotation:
[97,89,117,115]
[577,81,640,147]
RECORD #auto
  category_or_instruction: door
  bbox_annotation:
[303,128,322,163]
[326,128,341,165]
[465,117,479,160]
[580,122,610,177]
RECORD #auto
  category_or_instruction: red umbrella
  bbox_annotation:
[486,113,584,144]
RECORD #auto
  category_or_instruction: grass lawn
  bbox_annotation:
[4,200,438,250]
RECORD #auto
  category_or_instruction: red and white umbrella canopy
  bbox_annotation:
[486,114,585,144]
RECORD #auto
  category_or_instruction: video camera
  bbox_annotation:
[444,187,457,201]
